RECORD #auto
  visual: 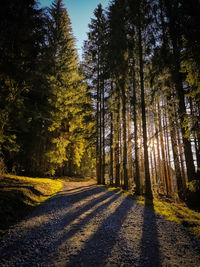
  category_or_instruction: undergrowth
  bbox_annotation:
[0,174,63,236]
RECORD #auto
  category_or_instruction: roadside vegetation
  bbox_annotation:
[0,175,63,236]
[102,184,200,239]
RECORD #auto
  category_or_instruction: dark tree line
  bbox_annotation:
[83,0,200,203]
[0,0,95,177]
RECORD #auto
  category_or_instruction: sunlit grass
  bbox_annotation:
[58,176,95,182]
[0,174,63,235]
[152,197,200,238]
[101,184,200,238]
[1,174,63,204]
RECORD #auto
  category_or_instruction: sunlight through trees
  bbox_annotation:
[0,0,199,207]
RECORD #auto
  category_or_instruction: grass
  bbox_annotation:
[152,197,200,238]
[59,176,96,182]
[0,174,63,236]
[102,184,200,239]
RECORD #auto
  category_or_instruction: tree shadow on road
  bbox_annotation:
[65,198,135,267]
[45,192,122,264]
[60,184,96,193]
[139,197,161,267]
[0,187,118,265]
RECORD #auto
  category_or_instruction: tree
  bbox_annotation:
[162,0,197,181]
[83,4,107,184]
[108,0,129,189]
[136,0,153,198]
[0,0,45,173]
[43,0,94,176]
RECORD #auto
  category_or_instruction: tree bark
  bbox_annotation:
[138,18,153,199]
[132,59,140,194]
[121,79,128,190]
[114,90,120,187]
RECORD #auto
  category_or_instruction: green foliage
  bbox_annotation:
[39,0,95,176]
[0,158,7,176]
[183,59,200,101]
[46,137,70,164]
[0,0,46,173]
[187,180,200,193]
[78,148,96,177]
[0,0,95,177]
[186,180,200,211]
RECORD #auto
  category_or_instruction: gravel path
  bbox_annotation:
[0,181,200,267]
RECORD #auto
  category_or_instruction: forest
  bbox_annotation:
[0,0,200,208]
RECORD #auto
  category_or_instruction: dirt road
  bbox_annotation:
[0,182,200,266]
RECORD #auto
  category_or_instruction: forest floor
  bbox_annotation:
[0,181,200,267]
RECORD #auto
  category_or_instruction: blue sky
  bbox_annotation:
[39,0,110,58]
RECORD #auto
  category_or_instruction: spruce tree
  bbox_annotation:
[0,0,45,173]
[83,4,107,184]
[42,0,93,176]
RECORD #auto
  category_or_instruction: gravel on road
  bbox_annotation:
[0,181,200,267]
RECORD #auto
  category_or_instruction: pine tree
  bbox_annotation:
[40,0,93,176]
[108,0,129,189]
[83,4,107,184]
[0,0,45,173]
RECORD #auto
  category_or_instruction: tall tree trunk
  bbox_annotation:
[158,103,169,195]
[110,111,114,185]
[110,82,114,185]
[152,124,159,193]
[132,59,140,194]
[96,48,101,184]
[114,91,120,186]
[154,110,164,193]
[166,0,196,181]
[139,117,145,192]
[163,106,173,194]
[127,103,132,185]
[121,79,128,190]
[168,100,184,199]
[194,136,200,175]
[99,73,102,184]
[176,120,187,189]
[119,111,123,186]
[96,99,101,184]
[138,13,153,199]
[190,99,200,175]
[101,78,105,185]
[149,119,157,190]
